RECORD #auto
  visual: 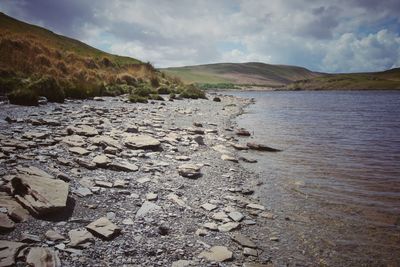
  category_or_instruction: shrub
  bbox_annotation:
[0,76,23,95]
[149,94,164,101]
[104,84,134,96]
[132,84,153,97]
[157,86,172,95]
[28,75,65,103]
[7,88,38,106]
[129,94,148,103]
[150,76,160,88]
[36,54,52,67]
[119,74,137,86]
[169,92,176,99]
[180,85,206,99]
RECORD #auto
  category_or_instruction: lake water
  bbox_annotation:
[228,90,400,265]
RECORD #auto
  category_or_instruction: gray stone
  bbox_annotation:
[178,164,201,179]
[125,134,161,150]
[243,247,258,257]
[74,187,92,197]
[198,246,233,262]
[203,222,218,231]
[69,147,90,156]
[0,213,14,230]
[92,155,110,167]
[201,203,217,211]
[231,233,257,248]
[135,201,161,218]
[26,247,61,267]
[0,241,26,267]
[146,192,158,201]
[60,135,85,147]
[86,217,121,239]
[10,173,69,216]
[0,195,29,222]
[171,260,192,267]
[246,203,266,210]
[218,222,240,232]
[67,125,98,136]
[109,161,139,172]
[228,211,244,222]
[221,154,238,163]
[68,229,94,248]
[45,230,65,241]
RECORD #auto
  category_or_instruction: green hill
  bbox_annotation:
[0,12,187,105]
[287,68,400,90]
[162,62,321,88]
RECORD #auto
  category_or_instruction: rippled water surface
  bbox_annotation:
[228,90,400,265]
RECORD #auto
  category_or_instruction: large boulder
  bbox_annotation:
[10,172,69,216]
[124,134,161,150]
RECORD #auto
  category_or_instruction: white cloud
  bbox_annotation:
[323,30,400,72]
[1,0,400,72]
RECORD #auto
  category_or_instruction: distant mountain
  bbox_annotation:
[162,62,322,87]
[163,62,400,90]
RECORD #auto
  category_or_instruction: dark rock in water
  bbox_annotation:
[213,97,221,102]
[236,128,251,136]
[246,142,281,152]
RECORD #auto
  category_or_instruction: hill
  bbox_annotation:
[162,62,322,88]
[0,12,193,105]
[286,68,400,90]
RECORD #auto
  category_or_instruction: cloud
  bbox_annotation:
[1,0,400,72]
[323,30,400,72]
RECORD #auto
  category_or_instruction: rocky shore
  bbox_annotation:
[0,94,277,267]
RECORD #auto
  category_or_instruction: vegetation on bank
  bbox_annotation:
[285,69,400,90]
[0,12,206,106]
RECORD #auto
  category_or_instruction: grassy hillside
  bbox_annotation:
[286,68,400,90]
[162,62,321,87]
[0,12,203,105]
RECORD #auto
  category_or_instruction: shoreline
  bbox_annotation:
[0,94,279,266]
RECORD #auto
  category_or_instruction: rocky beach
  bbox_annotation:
[0,94,281,267]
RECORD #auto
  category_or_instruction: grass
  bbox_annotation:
[161,62,320,85]
[286,70,400,90]
[0,12,188,105]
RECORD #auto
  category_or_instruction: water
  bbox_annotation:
[228,90,400,265]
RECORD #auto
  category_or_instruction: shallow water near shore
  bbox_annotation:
[228,90,400,265]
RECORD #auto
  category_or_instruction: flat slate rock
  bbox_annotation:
[0,240,27,267]
[198,246,233,262]
[231,233,257,248]
[26,247,61,267]
[68,229,94,248]
[86,217,121,239]
[0,213,15,230]
[0,195,29,222]
[109,161,139,172]
[135,201,161,218]
[218,222,240,232]
[11,172,69,216]
[124,134,161,149]
[178,164,201,179]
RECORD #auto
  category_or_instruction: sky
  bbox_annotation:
[1,0,400,73]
